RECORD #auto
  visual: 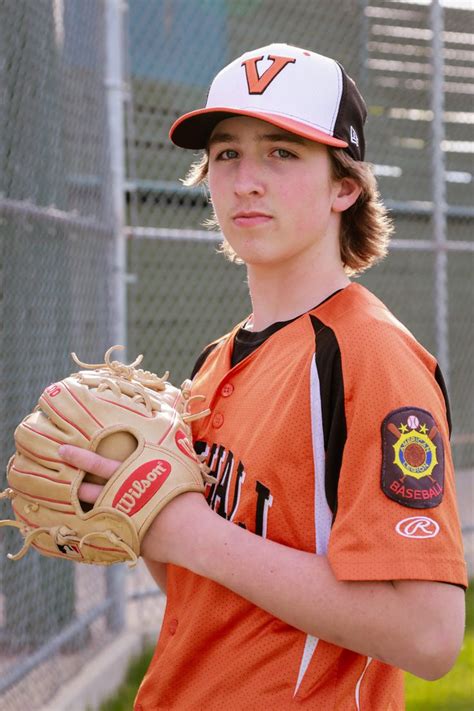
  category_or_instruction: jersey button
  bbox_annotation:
[169,618,178,635]
[221,383,234,397]
[212,412,224,428]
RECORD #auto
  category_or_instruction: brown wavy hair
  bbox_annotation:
[183,147,393,276]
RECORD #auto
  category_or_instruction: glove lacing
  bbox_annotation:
[79,529,138,567]
[72,345,170,390]
[0,516,138,566]
[0,520,55,561]
[72,346,211,424]
[72,345,171,416]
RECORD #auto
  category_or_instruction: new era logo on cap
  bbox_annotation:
[170,43,367,161]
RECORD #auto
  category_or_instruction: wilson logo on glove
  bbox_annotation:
[112,459,172,515]
[175,429,197,461]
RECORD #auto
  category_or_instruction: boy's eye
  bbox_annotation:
[272,148,295,159]
[216,149,238,160]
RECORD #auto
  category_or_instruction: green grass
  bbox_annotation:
[98,645,154,711]
[100,586,474,711]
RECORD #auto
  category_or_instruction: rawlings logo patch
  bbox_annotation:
[381,407,444,509]
[395,516,440,539]
[112,459,172,515]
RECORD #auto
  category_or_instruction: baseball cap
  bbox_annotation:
[169,43,367,161]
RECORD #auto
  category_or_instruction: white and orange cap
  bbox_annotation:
[169,43,367,161]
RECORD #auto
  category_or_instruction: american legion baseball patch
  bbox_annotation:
[381,407,444,509]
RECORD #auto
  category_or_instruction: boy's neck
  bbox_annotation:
[246,260,350,332]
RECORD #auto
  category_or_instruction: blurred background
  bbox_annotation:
[0,0,472,708]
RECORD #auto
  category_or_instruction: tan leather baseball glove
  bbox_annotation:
[0,346,212,566]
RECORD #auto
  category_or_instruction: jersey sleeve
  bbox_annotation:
[326,314,467,588]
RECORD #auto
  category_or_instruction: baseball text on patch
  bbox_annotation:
[381,407,444,508]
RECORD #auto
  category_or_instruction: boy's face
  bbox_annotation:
[207,116,343,269]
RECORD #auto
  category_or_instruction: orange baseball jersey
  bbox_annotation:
[135,283,467,711]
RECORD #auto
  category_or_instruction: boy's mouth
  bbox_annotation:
[232,211,273,227]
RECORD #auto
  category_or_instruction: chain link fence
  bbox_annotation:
[0,1,472,708]
[0,1,123,708]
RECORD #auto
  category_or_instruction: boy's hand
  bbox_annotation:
[60,444,212,567]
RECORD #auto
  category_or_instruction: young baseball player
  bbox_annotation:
[61,44,467,710]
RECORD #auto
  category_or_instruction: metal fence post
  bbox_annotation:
[430,0,450,390]
[104,0,127,633]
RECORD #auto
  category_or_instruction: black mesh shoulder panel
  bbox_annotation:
[435,364,452,437]
[310,315,347,516]
[190,341,221,380]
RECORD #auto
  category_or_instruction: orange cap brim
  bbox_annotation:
[169,106,349,150]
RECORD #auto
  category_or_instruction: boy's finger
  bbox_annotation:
[59,444,120,481]
[77,481,104,504]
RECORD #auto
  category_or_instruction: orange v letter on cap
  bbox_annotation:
[242,54,296,95]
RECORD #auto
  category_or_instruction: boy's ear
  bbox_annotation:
[332,177,362,213]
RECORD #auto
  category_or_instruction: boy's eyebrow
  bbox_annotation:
[208,131,308,147]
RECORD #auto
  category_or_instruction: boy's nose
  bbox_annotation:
[233,159,265,197]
